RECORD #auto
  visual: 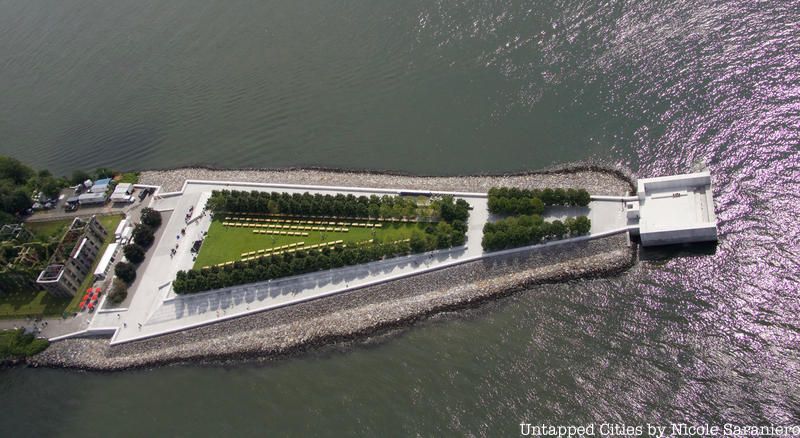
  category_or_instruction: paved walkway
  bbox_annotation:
[1,312,91,338]
[71,180,628,345]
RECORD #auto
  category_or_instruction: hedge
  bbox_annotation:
[488,187,591,215]
[482,214,591,251]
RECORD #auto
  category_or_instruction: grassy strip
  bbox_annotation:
[194,220,422,268]
[0,290,70,319]
[0,329,49,359]
[117,172,139,184]
[25,218,74,242]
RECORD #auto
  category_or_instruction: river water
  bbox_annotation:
[1,0,798,436]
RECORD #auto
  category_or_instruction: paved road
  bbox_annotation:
[26,187,148,223]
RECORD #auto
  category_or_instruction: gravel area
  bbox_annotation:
[28,165,637,370]
[138,163,635,195]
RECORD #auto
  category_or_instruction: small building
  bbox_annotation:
[78,192,107,205]
[110,183,134,203]
[114,183,133,195]
[90,178,113,194]
[93,242,119,280]
[36,216,108,297]
[631,171,718,246]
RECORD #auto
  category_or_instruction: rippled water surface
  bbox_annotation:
[1,0,798,435]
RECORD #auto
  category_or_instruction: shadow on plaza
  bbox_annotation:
[169,248,466,320]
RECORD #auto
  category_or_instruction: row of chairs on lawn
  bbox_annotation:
[223,221,380,230]
[239,223,351,232]
[238,240,347,263]
[203,238,409,269]
[242,242,305,258]
[253,230,310,237]
[225,214,419,223]
[225,217,351,225]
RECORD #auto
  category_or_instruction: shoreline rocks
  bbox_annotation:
[29,165,637,371]
[138,162,635,195]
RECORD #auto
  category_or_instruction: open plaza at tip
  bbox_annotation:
[51,171,717,345]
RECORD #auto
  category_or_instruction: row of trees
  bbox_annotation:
[174,220,469,294]
[436,196,472,222]
[207,190,441,220]
[115,208,162,287]
[488,187,591,215]
[174,242,407,294]
[482,214,591,251]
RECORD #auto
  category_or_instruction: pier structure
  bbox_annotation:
[626,171,718,246]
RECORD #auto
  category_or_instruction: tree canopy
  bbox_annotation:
[115,261,137,284]
[482,214,591,251]
[488,187,591,215]
[123,244,146,264]
[132,224,155,247]
[139,208,162,228]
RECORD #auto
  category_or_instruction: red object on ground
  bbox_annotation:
[82,294,91,301]
[79,302,86,310]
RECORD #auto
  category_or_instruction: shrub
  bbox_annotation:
[139,208,162,228]
[115,261,137,284]
[132,224,155,247]
[70,170,91,186]
[436,195,472,222]
[108,280,128,304]
[482,215,591,251]
[93,167,115,180]
[119,172,139,184]
[0,329,49,359]
[123,244,146,264]
[487,187,591,214]
[573,215,591,235]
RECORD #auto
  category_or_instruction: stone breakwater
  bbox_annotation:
[31,234,634,371]
[138,163,634,195]
[29,166,637,370]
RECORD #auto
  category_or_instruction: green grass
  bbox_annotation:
[0,329,49,359]
[118,172,139,184]
[0,290,71,319]
[194,219,423,268]
[65,214,124,313]
[25,218,74,242]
